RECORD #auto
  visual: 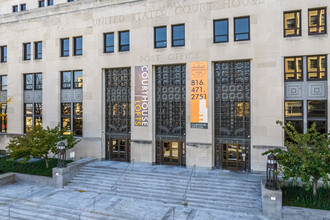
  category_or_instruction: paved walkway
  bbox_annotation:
[0,161,268,220]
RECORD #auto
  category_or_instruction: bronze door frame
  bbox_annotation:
[106,137,130,162]
[224,143,240,170]
[161,140,182,166]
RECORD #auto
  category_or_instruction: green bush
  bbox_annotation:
[0,157,72,177]
[282,186,330,210]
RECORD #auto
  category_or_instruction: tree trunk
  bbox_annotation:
[313,179,318,196]
[45,156,49,169]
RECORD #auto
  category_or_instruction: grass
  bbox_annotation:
[0,157,72,177]
[282,185,330,210]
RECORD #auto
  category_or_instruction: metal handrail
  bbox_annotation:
[182,164,196,206]
[0,186,34,220]
[110,159,135,193]
[78,196,96,220]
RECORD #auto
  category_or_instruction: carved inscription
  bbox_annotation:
[220,0,265,8]
[93,0,265,26]
[140,52,201,63]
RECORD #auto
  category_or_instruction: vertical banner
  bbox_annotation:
[190,61,208,129]
[134,66,149,127]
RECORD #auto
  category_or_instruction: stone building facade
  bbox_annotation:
[0,0,329,172]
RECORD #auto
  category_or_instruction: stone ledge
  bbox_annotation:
[261,178,282,219]
[0,158,97,188]
[53,157,97,188]
[282,206,330,220]
[0,173,16,187]
[253,145,285,150]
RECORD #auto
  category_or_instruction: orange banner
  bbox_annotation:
[190,61,208,127]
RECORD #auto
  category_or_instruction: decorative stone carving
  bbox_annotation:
[0,91,7,103]
[24,91,34,103]
[61,90,71,102]
[285,83,303,99]
[34,90,42,103]
[307,82,327,99]
[73,89,83,102]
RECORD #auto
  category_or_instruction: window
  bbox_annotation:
[61,70,83,89]
[23,73,42,133]
[68,0,74,2]
[61,71,71,89]
[308,100,327,133]
[24,103,42,133]
[24,73,42,90]
[61,103,71,135]
[61,38,69,57]
[34,42,42,60]
[284,57,303,81]
[13,5,18,12]
[0,46,7,63]
[234,17,250,41]
[308,100,327,118]
[104,33,114,53]
[24,103,33,133]
[172,24,185,47]
[307,55,327,81]
[61,71,83,136]
[34,103,42,127]
[61,103,83,136]
[119,31,130,52]
[73,36,83,56]
[20,4,26,11]
[284,101,304,135]
[285,101,303,118]
[39,0,45,7]
[309,8,327,35]
[34,73,42,90]
[154,26,167,48]
[0,103,7,133]
[214,19,229,43]
[48,0,53,6]
[73,103,83,136]
[23,43,31,60]
[0,75,7,91]
[74,71,83,88]
[24,74,33,90]
[284,11,301,37]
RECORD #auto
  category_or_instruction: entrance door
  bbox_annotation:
[162,141,181,166]
[106,138,130,162]
[155,65,186,166]
[223,144,243,170]
[214,61,251,171]
[105,68,131,162]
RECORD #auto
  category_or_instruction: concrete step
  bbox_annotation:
[71,175,261,196]
[73,171,261,192]
[69,176,261,201]
[65,183,260,214]
[79,167,261,185]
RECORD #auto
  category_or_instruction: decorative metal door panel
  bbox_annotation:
[155,65,186,166]
[105,68,131,162]
[214,61,251,171]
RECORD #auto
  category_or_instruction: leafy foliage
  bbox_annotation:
[0,157,72,177]
[263,121,330,196]
[6,125,80,169]
[282,185,330,210]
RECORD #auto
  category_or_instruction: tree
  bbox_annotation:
[7,125,80,169]
[263,121,330,196]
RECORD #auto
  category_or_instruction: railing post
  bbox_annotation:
[92,197,96,213]
[30,186,34,201]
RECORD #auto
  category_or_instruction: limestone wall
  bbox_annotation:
[0,0,329,171]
